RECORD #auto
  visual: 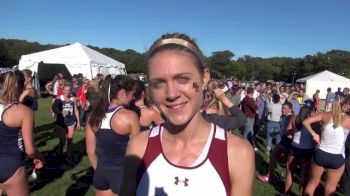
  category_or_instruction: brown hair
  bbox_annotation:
[0,71,25,104]
[147,33,206,75]
[202,80,228,115]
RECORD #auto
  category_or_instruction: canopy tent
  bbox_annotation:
[18,42,126,80]
[296,70,350,99]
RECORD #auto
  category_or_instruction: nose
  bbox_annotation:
[165,81,180,102]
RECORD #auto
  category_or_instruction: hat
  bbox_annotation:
[301,99,314,109]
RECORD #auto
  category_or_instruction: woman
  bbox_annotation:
[121,33,254,196]
[131,80,164,131]
[86,75,140,196]
[76,78,90,127]
[313,89,320,113]
[0,68,43,196]
[284,100,316,195]
[52,84,80,163]
[202,80,229,115]
[265,94,282,155]
[258,101,294,182]
[303,96,350,196]
[19,69,39,111]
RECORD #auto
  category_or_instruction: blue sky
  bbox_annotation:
[1,0,349,58]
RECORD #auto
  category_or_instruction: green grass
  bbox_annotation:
[24,98,344,196]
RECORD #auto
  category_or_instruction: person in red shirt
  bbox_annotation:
[76,78,90,127]
[241,87,259,147]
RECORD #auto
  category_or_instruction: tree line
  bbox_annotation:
[1,38,350,82]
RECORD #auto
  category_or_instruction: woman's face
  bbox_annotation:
[282,105,292,116]
[148,50,209,126]
[123,87,136,106]
[63,86,71,97]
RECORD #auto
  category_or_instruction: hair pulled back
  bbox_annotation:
[147,33,206,75]
[88,74,136,129]
[0,70,25,104]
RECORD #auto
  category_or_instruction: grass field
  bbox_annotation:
[25,98,344,196]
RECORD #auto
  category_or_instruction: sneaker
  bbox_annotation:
[258,175,269,182]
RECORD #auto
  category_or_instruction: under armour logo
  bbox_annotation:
[174,176,189,186]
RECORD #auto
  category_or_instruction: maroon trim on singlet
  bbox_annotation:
[208,129,231,196]
[136,126,162,184]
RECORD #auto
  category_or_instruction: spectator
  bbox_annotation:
[241,86,258,148]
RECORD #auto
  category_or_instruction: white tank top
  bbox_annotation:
[136,124,231,196]
[320,122,350,158]
[292,126,314,149]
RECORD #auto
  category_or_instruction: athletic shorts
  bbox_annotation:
[64,116,76,127]
[93,165,124,194]
[289,146,314,160]
[314,149,345,169]
[0,156,24,183]
[280,135,292,150]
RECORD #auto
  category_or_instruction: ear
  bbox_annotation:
[202,68,210,89]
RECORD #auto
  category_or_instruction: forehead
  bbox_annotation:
[148,50,200,79]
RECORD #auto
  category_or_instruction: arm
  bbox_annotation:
[74,98,80,129]
[120,132,149,196]
[248,98,258,111]
[303,113,324,145]
[52,99,62,114]
[21,106,44,161]
[286,116,296,135]
[150,109,164,125]
[128,111,141,137]
[85,121,98,170]
[228,135,255,196]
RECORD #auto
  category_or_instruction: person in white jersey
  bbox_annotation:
[121,33,254,196]
[303,96,350,196]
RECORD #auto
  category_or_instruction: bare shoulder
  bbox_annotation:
[127,130,150,158]
[226,134,254,160]
[116,108,139,121]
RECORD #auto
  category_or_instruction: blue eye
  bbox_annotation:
[150,81,165,89]
[177,76,190,84]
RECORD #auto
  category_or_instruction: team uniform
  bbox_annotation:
[0,103,24,183]
[53,95,76,128]
[136,124,231,196]
[92,106,129,194]
[314,122,350,169]
[290,125,314,160]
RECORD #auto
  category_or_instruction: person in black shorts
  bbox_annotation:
[86,75,140,195]
[0,68,43,196]
[52,84,80,163]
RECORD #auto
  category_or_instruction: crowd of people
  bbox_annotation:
[0,32,349,196]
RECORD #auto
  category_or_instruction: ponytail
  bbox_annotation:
[88,75,111,129]
[1,71,25,104]
[333,95,350,128]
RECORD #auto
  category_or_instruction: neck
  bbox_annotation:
[163,112,211,143]
[110,100,122,107]
[133,99,144,107]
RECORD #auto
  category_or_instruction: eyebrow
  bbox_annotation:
[150,72,193,82]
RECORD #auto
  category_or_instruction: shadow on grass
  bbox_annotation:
[29,135,87,192]
[66,167,93,196]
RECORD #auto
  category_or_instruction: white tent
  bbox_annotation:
[18,42,126,80]
[296,70,350,99]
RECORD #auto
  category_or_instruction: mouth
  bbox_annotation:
[165,102,187,112]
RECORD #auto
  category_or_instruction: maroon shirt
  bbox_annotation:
[241,96,258,119]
